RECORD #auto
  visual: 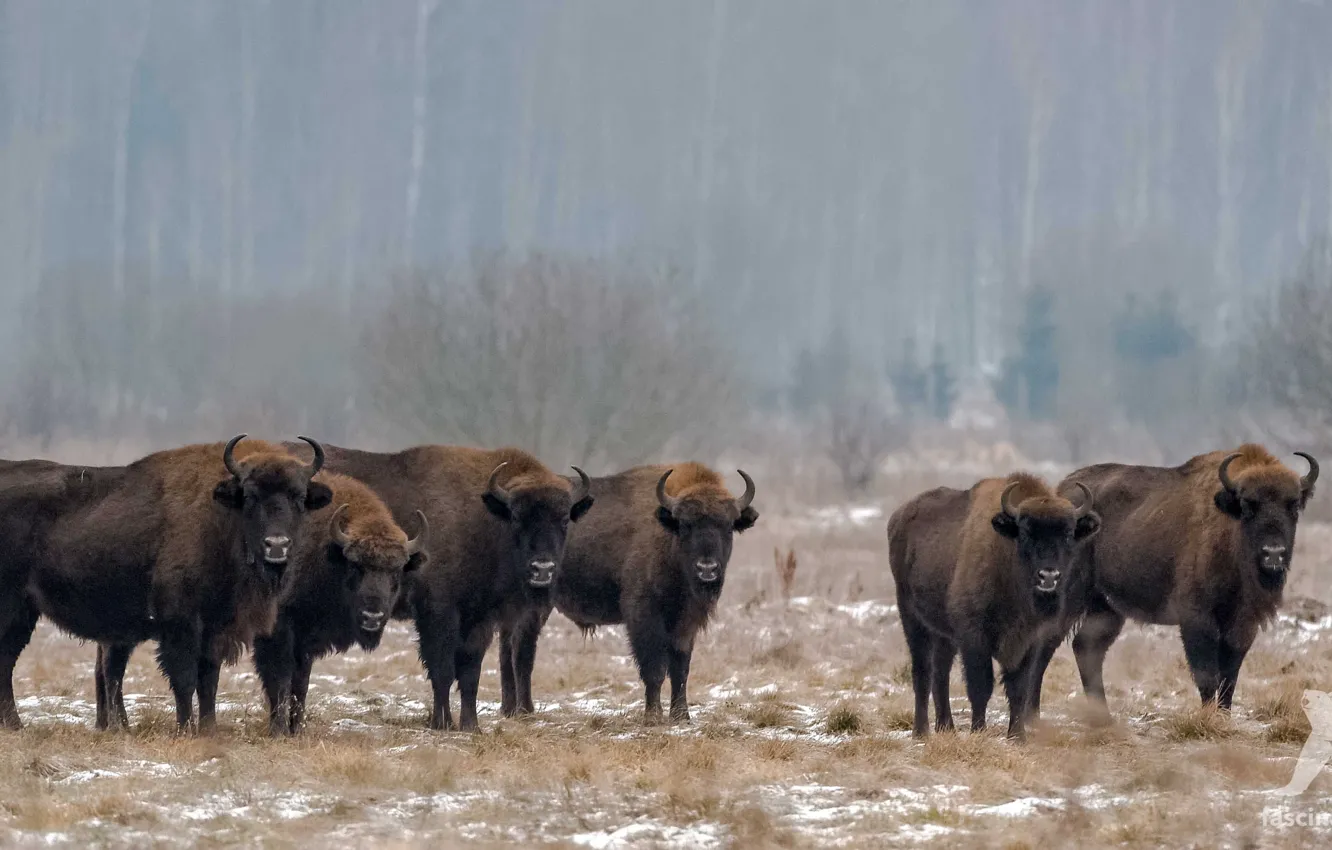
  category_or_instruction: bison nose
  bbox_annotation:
[359,609,387,632]
[1035,569,1060,593]
[528,560,556,588]
[1261,544,1289,571]
[696,559,721,583]
[263,536,291,565]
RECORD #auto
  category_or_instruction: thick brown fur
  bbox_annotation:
[1030,443,1317,715]
[252,471,427,735]
[0,439,331,732]
[501,462,759,724]
[290,442,592,732]
[889,472,1098,739]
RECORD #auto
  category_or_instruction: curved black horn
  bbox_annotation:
[297,435,325,478]
[569,466,591,504]
[656,469,680,512]
[735,469,756,512]
[222,433,248,479]
[329,504,352,548]
[1070,481,1094,519]
[487,462,513,506]
[1218,453,1241,495]
[1000,481,1021,519]
[1296,451,1320,492]
[404,510,429,557]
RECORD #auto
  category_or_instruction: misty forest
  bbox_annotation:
[4,0,1332,488]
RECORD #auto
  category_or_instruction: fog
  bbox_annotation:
[2,1,1331,482]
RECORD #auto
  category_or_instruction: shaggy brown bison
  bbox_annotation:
[0,435,331,732]
[1029,444,1318,715]
[887,473,1099,738]
[500,463,758,723]
[252,472,428,735]
[288,443,592,731]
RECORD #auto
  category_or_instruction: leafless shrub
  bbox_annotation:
[772,547,797,602]
[826,397,905,495]
[361,253,740,468]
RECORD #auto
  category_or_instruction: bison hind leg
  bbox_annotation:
[899,608,936,737]
[961,648,995,733]
[0,601,38,731]
[931,639,956,732]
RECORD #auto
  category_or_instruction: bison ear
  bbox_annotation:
[482,493,512,521]
[655,505,681,534]
[734,506,759,533]
[1214,488,1243,519]
[405,550,428,573]
[991,512,1020,539]
[1074,512,1101,541]
[571,495,594,523]
[305,481,334,511]
[213,478,244,510]
[1301,484,1316,510]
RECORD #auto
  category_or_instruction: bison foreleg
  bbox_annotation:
[667,640,693,722]
[196,654,221,735]
[627,618,669,724]
[1217,640,1250,712]
[1071,604,1124,723]
[1179,619,1222,706]
[1002,651,1038,740]
[1026,637,1060,722]
[155,620,203,732]
[498,626,518,717]
[456,646,487,733]
[961,648,994,732]
[255,629,296,736]
[931,639,956,732]
[511,613,546,716]
[290,652,313,732]
[0,601,38,730]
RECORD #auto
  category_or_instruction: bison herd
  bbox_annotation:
[0,435,1317,742]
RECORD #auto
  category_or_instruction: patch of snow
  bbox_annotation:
[969,796,1065,818]
[804,504,884,531]
[570,821,726,849]
[835,600,898,623]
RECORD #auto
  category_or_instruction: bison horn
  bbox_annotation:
[569,466,591,504]
[1296,451,1320,493]
[222,433,248,479]
[297,435,325,478]
[405,510,429,557]
[656,469,681,513]
[1218,452,1241,495]
[487,462,513,506]
[1070,481,1094,519]
[735,469,756,512]
[329,504,352,549]
[1000,481,1021,519]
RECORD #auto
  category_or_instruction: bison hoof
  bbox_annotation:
[0,714,22,731]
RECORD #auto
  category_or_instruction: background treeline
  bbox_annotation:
[4,1,1332,489]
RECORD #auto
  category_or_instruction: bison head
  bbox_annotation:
[483,463,593,590]
[328,506,428,648]
[655,468,759,596]
[212,434,334,580]
[991,481,1099,610]
[1214,451,1317,578]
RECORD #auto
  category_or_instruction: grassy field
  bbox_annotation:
[2,481,1332,848]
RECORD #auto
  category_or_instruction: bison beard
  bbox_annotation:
[499,463,758,724]
[294,443,592,732]
[1030,444,1318,717]
[888,473,1099,739]
[252,475,428,736]
[1,436,332,733]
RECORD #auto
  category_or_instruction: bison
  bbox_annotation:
[1029,444,1318,716]
[0,435,331,732]
[500,463,758,723]
[286,443,592,731]
[251,472,428,735]
[887,473,1099,738]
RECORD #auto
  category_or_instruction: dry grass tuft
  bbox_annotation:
[825,701,865,735]
[1159,703,1235,742]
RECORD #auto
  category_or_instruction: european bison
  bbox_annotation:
[290,443,592,731]
[0,435,331,732]
[1030,444,1318,715]
[500,463,758,723]
[887,473,1099,738]
[252,472,428,735]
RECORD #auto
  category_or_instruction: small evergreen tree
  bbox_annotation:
[994,286,1059,420]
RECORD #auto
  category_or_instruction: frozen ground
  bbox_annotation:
[1,503,1331,848]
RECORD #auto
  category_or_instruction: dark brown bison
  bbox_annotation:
[286,443,592,731]
[887,473,1099,739]
[500,463,758,723]
[251,472,428,735]
[0,435,331,732]
[1029,444,1318,716]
